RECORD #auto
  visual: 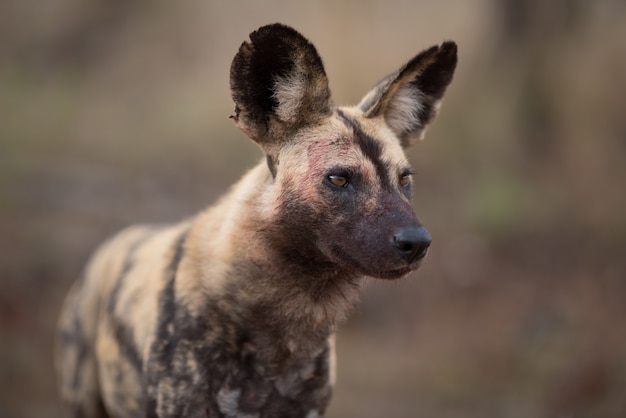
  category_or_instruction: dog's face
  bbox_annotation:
[270,110,428,280]
[230,24,457,279]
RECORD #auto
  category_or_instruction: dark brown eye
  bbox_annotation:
[399,173,411,187]
[328,175,348,188]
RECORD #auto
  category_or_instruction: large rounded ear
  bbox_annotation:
[359,41,457,148]
[230,24,332,151]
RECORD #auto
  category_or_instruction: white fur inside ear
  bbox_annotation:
[273,71,306,123]
[384,84,424,136]
[358,84,384,112]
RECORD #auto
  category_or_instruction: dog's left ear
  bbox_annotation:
[230,24,332,152]
[359,41,457,148]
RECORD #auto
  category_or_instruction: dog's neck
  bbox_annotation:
[243,253,361,361]
[186,161,363,363]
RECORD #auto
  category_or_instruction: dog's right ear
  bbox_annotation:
[230,24,332,152]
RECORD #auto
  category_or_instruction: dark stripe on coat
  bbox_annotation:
[145,228,189,418]
[107,229,160,374]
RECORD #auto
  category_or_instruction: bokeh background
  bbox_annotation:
[2,1,626,417]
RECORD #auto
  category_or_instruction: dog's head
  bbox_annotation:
[230,24,456,279]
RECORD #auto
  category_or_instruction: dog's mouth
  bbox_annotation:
[328,245,424,280]
[366,262,423,280]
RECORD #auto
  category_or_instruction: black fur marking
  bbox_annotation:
[412,41,457,99]
[235,28,297,115]
[335,108,352,130]
[108,229,161,313]
[145,228,188,417]
[112,322,143,375]
[230,23,331,141]
[57,275,92,391]
[66,314,90,390]
[62,304,110,417]
[153,229,187,358]
[106,230,158,374]
[266,154,277,178]
[107,255,133,316]
[336,109,392,189]
[230,24,301,133]
[107,233,151,312]
[355,130,392,189]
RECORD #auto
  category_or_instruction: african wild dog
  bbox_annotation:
[56,23,457,418]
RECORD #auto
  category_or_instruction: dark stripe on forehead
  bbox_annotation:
[336,109,391,188]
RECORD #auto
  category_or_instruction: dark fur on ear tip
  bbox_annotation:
[359,39,458,147]
[412,41,458,99]
[440,41,458,55]
[229,23,331,143]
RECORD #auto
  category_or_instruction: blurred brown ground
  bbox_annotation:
[1,1,626,417]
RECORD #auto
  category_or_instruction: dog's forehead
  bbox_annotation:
[291,108,408,170]
[337,107,408,163]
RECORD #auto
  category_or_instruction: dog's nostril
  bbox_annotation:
[393,226,432,261]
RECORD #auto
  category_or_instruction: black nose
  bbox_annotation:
[393,226,432,262]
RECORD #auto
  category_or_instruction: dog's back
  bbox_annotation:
[56,23,456,417]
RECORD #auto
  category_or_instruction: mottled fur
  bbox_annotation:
[56,23,457,417]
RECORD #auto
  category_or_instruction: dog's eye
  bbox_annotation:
[399,173,412,187]
[328,175,348,188]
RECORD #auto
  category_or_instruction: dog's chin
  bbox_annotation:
[347,258,423,280]
[365,263,421,280]
[326,246,424,280]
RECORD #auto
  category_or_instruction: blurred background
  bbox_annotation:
[1,1,626,417]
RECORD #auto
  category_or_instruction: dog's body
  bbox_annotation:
[56,24,456,417]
